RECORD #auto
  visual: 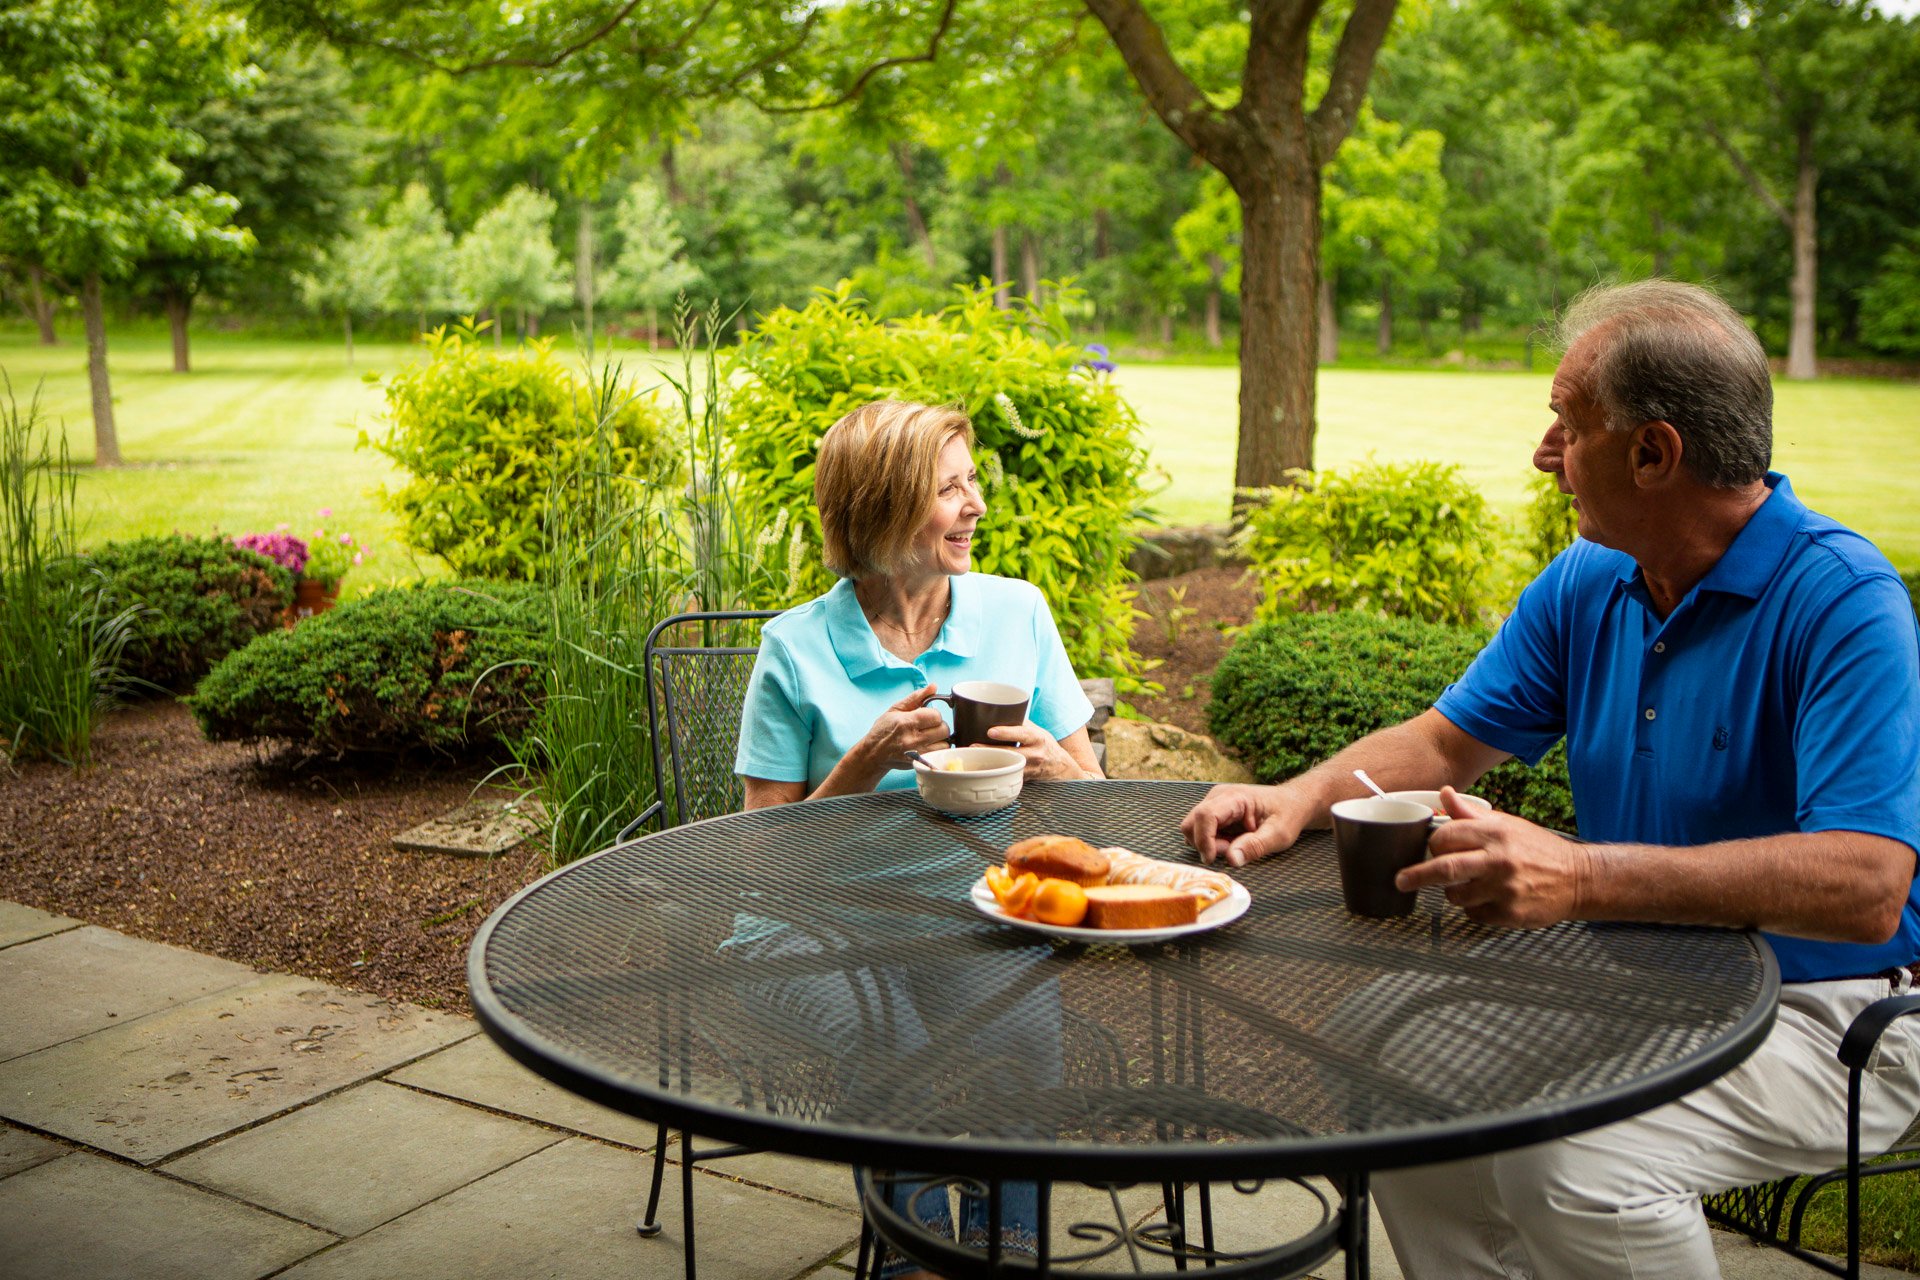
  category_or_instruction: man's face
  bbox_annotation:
[1535,334,1637,550]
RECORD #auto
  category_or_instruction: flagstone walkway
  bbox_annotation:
[0,901,1895,1279]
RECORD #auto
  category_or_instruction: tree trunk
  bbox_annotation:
[1094,208,1111,260]
[343,311,355,368]
[1204,254,1225,348]
[1236,148,1322,492]
[165,289,191,373]
[1377,275,1393,355]
[491,308,502,348]
[893,143,938,272]
[991,226,1010,310]
[526,308,539,338]
[1785,120,1818,380]
[1318,270,1339,365]
[660,145,683,204]
[1160,312,1174,346]
[26,264,57,344]
[576,203,596,351]
[81,272,119,467]
[1020,231,1042,305]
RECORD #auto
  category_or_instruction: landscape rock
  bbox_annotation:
[1105,718,1254,784]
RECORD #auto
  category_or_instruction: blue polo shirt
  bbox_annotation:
[734,573,1095,793]
[1436,474,1920,983]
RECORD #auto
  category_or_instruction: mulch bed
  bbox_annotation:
[0,701,542,1017]
[0,567,1262,1016]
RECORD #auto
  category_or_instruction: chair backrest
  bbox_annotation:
[644,610,782,828]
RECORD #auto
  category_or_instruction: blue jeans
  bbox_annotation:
[730,921,1058,1276]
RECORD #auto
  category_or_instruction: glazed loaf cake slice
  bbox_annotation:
[1083,884,1200,930]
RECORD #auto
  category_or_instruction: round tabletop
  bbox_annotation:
[469,780,1779,1183]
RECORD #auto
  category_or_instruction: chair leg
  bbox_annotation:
[854,1217,873,1280]
[637,1122,669,1237]
[682,1133,698,1280]
[1847,1068,1864,1280]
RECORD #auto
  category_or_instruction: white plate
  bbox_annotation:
[969,876,1251,944]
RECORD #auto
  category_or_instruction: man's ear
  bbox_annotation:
[1632,420,1684,488]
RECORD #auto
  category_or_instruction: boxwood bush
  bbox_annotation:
[189,581,547,755]
[363,321,676,581]
[78,536,292,689]
[728,282,1150,682]
[1208,610,1576,832]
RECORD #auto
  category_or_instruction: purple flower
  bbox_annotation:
[233,532,309,575]
[1078,343,1117,374]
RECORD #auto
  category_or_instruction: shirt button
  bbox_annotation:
[1653,642,1666,653]
[1644,708,1657,721]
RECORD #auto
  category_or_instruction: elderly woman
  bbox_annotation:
[733,398,1098,1277]
[735,398,1102,802]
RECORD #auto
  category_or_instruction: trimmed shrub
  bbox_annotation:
[1522,469,1579,577]
[1903,569,1919,617]
[189,582,547,755]
[363,321,675,580]
[1208,610,1576,831]
[1238,458,1499,626]
[727,282,1150,682]
[77,536,292,689]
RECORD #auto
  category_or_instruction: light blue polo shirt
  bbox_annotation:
[734,573,1095,793]
[1435,473,1920,984]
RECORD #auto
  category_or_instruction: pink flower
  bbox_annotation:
[275,522,289,532]
[318,507,332,517]
[352,552,363,565]
[339,533,352,545]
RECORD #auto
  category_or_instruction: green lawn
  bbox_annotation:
[4,326,1918,576]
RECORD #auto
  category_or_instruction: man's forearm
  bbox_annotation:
[1284,710,1501,829]
[1578,831,1914,945]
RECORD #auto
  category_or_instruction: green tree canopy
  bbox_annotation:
[452,185,571,340]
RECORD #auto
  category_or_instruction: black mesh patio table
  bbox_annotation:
[470,780,1778,1279]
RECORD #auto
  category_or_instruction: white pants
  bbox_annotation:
[1374,973,1920,1279]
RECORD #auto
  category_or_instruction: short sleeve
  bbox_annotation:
[1791,574,1920,853]
[733,633,811,783]
[1433,555,1572,766]
[1026,586,1095,740]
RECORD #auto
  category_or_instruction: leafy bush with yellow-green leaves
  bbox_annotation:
[727,282,1151,682]
[1237,458,1499,626]
[363,320,675,580]
[1522,469,1580,576]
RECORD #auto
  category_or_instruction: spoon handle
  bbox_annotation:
[1353,768,1390,799]
[904,749,936,772]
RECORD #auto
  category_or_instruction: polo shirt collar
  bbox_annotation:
[824,575,978,678]
[1611,472,1803,602]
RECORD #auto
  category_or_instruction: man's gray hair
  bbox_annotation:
[1555,279,1773,488]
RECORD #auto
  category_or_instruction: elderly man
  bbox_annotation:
[1183,279,1920,1277]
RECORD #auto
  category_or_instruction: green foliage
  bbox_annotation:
[599,178,700,315]
[452,185,570,329]
[0,380,136,766]
[188,581,546,755]
[363,320,675,580]
[1522,469,1580,576]
[1902,569,1920,617]
[1861,229,1920,357]
[1207,611,1576,832]
[79,536,292,690]
[728,281,1150,682]
[1238,458,1499,626]
[376,182,458,324]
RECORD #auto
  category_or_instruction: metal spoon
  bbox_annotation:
[1353,769,1390,800]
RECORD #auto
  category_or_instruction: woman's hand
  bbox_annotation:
[853,684,952,774]
[986,720,1095,780]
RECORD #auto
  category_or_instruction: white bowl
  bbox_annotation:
[1385,790,1493,825]
[915,746,1025,816]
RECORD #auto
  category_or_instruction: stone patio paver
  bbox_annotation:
[0,973,473,1163]
[0,1123,66,1179]
[388,1030,659,1149]
[164,1080,560,1236]
[0,925,256,1062]
[0,901,83,949]
[0,1151,333,1280]
[276,1136,860,1280]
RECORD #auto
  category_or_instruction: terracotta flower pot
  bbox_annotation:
[287,579,341,627]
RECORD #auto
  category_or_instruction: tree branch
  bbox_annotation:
[748,0,959,113]
[284,0,655,75]
[1241,0,1319,122]
[1082,0,1240,167]
[1306,0,1397,163]
[1700,118,1790,228]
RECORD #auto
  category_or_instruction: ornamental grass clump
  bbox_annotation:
[0,378,138,765]
[728,281,1151,685]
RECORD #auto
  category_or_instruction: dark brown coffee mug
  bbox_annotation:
[1330,797,1434,917]
[929,680,1030,748]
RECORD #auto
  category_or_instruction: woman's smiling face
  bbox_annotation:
[910,432,985,577]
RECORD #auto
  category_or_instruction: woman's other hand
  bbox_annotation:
[986,721,1101,781]
[856,684,952,773]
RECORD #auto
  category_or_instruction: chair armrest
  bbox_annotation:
[617,799,665,844]
[1838,992,1920,1071]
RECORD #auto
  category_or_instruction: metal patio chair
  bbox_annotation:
[1703,991,1920,1278]
[617,608,781,1280]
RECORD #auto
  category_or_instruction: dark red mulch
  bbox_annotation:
[1127,564,1261,736]
[0,700,543,1017]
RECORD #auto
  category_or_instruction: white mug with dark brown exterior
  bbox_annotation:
[929,681,1030,748]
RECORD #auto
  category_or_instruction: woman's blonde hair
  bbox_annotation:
[815,400,975,579]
